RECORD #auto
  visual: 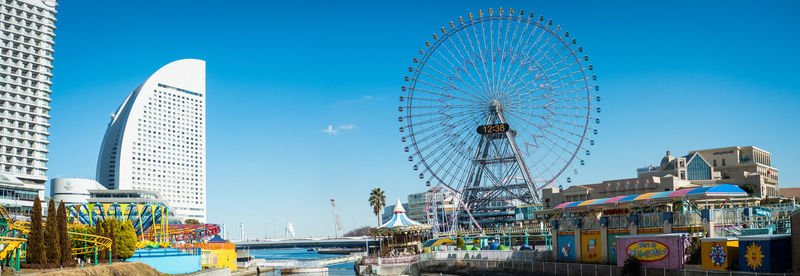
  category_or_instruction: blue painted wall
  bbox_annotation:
[128,248,201,274]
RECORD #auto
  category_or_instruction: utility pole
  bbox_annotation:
[240,223,244,241]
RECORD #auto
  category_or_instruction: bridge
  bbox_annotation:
[235,237,377,250]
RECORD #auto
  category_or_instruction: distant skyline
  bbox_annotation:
[47,1,800,238]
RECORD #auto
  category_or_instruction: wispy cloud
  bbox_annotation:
[333,95,375,105]
[321,124,357,135]
[321,125,338,135]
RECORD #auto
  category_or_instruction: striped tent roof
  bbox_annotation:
[371,198,431,235]
[554,184,747,210]
[379,198,423,228]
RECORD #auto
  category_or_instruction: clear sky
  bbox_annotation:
[46,0,800,238]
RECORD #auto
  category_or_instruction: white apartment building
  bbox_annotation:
[0,0,58,214]
[96,59,206,222]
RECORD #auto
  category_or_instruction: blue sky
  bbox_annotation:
[46,1,800,238]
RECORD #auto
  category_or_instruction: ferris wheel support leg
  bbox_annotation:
[497,111,540,204]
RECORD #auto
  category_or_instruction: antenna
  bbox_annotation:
[330,199,342,238]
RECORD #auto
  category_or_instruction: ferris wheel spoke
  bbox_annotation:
[496,20,544,95]
[409,82,484,105]
[503,49,574,98]
[479,15,497,99]
[508,65,587,97]
[505,111,580,169]
[430,44,493,101]
[499,21,557,93]
[455,20,492,96]
[410,110,486,151]
[470,16,496,100]
[444,32,494,98]
[507,110,588,129]
[421,50,493,100]
[414,68,489,104]
[496,17,531,101]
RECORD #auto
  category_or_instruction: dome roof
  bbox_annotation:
[660,150,675,168]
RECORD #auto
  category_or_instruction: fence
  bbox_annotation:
[411,254,795,276]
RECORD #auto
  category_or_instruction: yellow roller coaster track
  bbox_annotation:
[0,206,112,260]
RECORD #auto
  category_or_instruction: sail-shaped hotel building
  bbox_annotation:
[96,59,206,222]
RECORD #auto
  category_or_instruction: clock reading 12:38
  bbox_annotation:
[476,123,510,135]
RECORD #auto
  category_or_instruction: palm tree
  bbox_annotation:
[368,188,386,226]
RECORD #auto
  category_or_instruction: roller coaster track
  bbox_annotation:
[0,206,112,261]
[0,237,25,261]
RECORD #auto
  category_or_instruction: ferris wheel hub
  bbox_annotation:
[489,100,503,111]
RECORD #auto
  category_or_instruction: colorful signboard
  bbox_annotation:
[626,240,669,262]
[700,238,738,270]
[738,234,791,273]
[616,234,689,269]
[580,231,602,263]
[557,235,576,262]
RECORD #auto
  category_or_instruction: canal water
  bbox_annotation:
[250,248,356,275]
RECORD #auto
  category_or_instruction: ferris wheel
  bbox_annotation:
[399,8,600,230]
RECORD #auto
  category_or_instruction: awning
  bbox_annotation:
[553,184,748,210]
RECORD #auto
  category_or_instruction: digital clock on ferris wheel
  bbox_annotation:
[476,123,510,135]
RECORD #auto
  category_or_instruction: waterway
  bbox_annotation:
[251,248,356,275]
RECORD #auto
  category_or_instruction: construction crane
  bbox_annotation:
[330,199,342,238]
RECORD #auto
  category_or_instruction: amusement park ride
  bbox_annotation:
[400,8,600,233]
[65,203,220,244]
[0,203,221,270]
[0,205,112,269]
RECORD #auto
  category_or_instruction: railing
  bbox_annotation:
[434,225,550,238]
[362,254,419,265]
[581,217,600,230]
[607,215,628,229]
[418,250,552,262]
[673,212,701,227]
[637,213,662,228]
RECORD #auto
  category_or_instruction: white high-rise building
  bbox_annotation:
[97,59,206,222]
[0,0,58,214]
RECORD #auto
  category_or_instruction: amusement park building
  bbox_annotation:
[541,146,781,209]
[0,0,59,213]
[96,59,207,223]
[51,177,105,205]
